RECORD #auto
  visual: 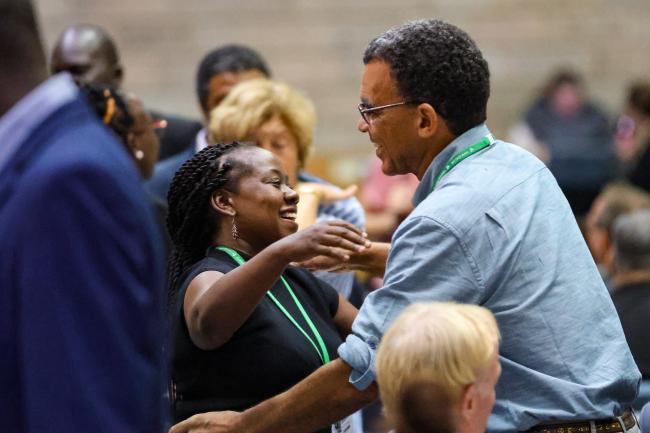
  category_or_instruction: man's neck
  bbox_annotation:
[415,132,457,180]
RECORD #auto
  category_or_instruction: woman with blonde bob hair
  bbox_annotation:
[209,78,315,180]
[376,302,501,433]
[209,78,366,300]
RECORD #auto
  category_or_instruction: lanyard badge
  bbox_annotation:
[430,132,496,192]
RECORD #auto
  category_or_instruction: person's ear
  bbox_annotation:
[125,131,138,154]
[415,103,438,139]
[458,383,477,427]
[210,189,236,217]
[114,64,124,88]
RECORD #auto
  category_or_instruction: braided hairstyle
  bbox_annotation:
[166,141,246,310]
[81,83,133,143]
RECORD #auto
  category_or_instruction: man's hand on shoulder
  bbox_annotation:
[169,411,242,433]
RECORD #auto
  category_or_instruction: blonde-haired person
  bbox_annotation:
[209,78,366,300]
[376,302,501,433]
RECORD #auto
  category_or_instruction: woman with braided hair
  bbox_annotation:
[81,84,171,256]
[209,79,366,302]
[81,84,164,179]
[167,142,369,431]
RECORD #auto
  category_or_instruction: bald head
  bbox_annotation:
[51,24,123,87]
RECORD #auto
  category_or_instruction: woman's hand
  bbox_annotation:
[271,220,370,264]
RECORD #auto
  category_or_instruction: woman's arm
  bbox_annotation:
[333,294,358,339]
[184,246,289,351]
[297,241,390,278]
[184,221,370,351]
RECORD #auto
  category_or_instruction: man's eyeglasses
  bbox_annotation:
[357,101,418,124]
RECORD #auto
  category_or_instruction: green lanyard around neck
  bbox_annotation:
[430,132,496,192]
[214,246,331,365]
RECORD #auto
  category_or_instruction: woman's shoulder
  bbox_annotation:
[181,250,237,286]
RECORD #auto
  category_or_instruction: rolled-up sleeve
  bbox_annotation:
[337,214,482,390]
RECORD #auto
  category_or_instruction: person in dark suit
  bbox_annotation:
[0,2,165,432]
[50,23,202,160]
[610,209,650,378]
[144,44,270,203]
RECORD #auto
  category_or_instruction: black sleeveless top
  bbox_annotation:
[171,248,342,432]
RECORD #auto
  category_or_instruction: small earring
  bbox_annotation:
[134,149,144,160]
[231,216,239,240]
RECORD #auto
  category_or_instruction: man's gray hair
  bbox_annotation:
[613,209,650,271]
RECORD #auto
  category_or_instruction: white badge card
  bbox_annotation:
[332,416,353,433]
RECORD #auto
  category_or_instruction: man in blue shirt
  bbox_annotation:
[0,2,165,432]
[170,19,640,433]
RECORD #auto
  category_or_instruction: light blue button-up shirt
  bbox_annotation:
[338,123,640,432]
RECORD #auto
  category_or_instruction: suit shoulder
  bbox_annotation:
[31,124,138,186]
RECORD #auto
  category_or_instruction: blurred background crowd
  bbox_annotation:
[36,0,650,302]
[36,0,650,186]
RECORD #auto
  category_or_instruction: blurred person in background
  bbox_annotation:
[640,403,650,433]
[520,69,617,218]
[585,182,650,287]
[146,44,270,202]
[359,157,419,297]
[209,78,365,301]
[81,84,172,255]
[360,158,418,244]
[82,85,162,179]
[376,302,501,433]
[51,23,202,161]
[609,209,650,378]
[165,143,367,431]
[0,1,165,432]
[616,81,650,192]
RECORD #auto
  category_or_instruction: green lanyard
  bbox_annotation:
[430,133,496,192]
[214,246,331,365]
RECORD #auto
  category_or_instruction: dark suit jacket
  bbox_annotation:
[629,139,650,194]
[0,93,166,432]
[611,281,650,378]
[145,145,195,203]
[150,110,201,161]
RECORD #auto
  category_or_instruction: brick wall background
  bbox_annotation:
[36,0,650,183]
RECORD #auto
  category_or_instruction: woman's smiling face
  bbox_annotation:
[224,146,300,251]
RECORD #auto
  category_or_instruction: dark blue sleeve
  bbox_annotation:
[15,161,165,433]
[144,151,189,203]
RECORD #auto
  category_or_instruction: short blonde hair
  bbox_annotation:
[376,302,500,424]
[208,78,316,167]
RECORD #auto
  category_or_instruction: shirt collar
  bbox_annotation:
[194,127,209,152]
[412,123,491,206]
[0,73,78,175]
